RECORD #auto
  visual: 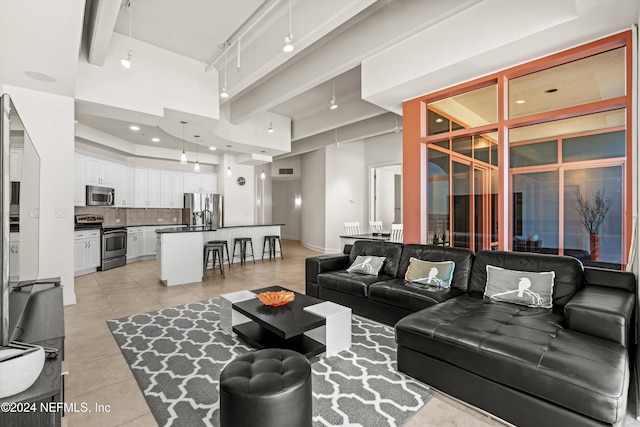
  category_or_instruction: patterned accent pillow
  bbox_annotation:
[484,265,555,308]
[404,257,455,288]
[346,255,386,276]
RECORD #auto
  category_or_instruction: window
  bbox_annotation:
[415,32,631,268]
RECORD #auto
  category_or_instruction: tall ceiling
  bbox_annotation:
[1,0,639,164]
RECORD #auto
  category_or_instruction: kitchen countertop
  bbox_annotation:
[156,224,284,234]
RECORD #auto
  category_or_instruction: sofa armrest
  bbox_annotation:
[564,285,634,347]
[305,254,350,297]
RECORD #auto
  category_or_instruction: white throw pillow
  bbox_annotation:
[484,265,555,309]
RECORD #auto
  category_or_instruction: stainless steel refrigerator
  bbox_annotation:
[184,193,223,228]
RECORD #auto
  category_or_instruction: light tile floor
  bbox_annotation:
[63,240,636,426]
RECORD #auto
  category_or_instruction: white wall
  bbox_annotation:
[76,32,218,120]
[301,150,326,251]
[220,153,255,226]
[5,86,76,305]
[296,132,402,252]
[272,179,302,240]
[254,163,272,225]
[324,141,366,253]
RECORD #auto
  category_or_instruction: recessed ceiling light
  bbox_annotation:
[545,88,558,93]
[515,99,526,104]
[151,137,160,142]
[209,146,216,151]
[25,71,56,82]
[435,117,443,123]
[129,125,140,131]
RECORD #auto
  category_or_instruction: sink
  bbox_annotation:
[0,346,45,398]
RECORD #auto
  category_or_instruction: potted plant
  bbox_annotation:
[575,189,611,261]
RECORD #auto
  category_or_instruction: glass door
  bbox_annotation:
[452,160,471,249]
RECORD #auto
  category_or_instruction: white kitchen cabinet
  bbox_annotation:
[74,155,86,206]
[85,157,113,187]
[113,164,135,207]
[135,169,161,208]
[127,227,144,260]
[183,172,216,194]
[144,228,157,256]
[161,171,184,208]
[74,230,101,275]
[9,149,23,182]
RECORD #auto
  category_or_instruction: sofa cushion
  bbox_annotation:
[398,245,474,291]
[470,251,583,306]
[317,271,393,297]
[405,258,455,287]
[369,278,463,312]
[346,255,386,275]
[349,240,403,278]
[484,265,554,308]
[395,294,629,424]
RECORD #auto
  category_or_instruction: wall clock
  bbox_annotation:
[237,176,246,186]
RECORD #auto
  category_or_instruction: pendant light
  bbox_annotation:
[334,128,339,147]
[193,135,200,172]
[226,145,232,176]
[220,43,229,98]
[267,113,274,133]
[330,81,338,110]
[179,121,187,164]
[283,0,294,53]
[121,1,134,69]
[260,170,266,181]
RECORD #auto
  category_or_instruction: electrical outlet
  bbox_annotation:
[55,208,67,218]
[115,219,120,223]
[173,217,177,222]
[158,218,163,222]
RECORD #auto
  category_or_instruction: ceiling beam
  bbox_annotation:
[277,112,399,159]
[85,0,121,66]
[292,95,385,141]
[229,0,481,124]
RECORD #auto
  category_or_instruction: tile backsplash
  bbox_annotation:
[75,206,187,227]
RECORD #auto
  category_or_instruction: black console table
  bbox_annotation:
[0,280,65,427]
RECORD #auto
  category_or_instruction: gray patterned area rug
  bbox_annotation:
[107,298,433,427]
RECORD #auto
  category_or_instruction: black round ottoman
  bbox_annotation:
[219,348,312,427]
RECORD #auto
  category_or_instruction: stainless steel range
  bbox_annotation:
[75,214,127,271]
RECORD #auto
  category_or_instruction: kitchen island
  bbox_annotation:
[156,224,283,286]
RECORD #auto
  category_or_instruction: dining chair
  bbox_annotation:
[344,222,361,235]
[369,221,383,233]
[390,223,403,243]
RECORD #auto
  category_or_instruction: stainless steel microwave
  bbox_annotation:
[86,185,114,206]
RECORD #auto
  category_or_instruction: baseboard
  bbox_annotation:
[300,241,326,253]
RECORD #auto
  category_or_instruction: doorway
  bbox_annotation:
[369,163,402,231]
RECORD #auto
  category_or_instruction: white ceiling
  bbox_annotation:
[1,0,639,164]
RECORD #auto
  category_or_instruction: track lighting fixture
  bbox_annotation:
[193,135,200,172]
[179,121,187,164]
[220,43,229,98]
[330,81,338,110]
[334,128,339,147]
[260,170,266,181]
[283,0,294,53]
[121,1,134,69]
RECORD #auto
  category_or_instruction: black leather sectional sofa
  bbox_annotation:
[305,240,637,427]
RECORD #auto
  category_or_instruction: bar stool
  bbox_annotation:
[262,235,284,260]
[203,242,225,278]
[233,237,255,265]
[208,240,231,269]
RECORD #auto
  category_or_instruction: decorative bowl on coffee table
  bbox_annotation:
[256,290,295,306]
